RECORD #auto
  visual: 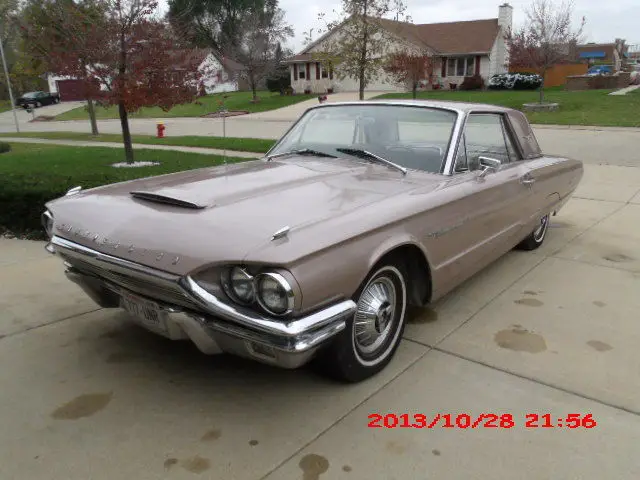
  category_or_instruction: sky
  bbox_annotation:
[157,0,640,54]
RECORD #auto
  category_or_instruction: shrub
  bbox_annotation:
[459,75,484,90]
[0,142,10,154]
[266,65,291,94]
[488,73,542,90]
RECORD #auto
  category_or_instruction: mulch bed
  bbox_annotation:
[29,116,57,122]
[200,110,249,118]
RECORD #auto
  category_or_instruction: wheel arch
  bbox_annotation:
[365,239,433,307]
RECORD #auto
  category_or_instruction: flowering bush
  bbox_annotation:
[487,73,543,90]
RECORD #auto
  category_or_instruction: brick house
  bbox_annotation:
[284,3,513,94]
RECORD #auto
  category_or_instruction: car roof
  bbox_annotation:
[309,98,514,114]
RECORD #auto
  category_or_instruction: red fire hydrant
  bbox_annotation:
[156,121,166,138]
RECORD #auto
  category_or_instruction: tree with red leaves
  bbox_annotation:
[505,0,585,103]
[383,52,432,99]
[22,0,204,163]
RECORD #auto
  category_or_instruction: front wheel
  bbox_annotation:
[315,262,408,383]
[516,213,550,251]
[35,101,42,108]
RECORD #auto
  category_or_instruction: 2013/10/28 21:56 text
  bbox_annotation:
[367,413,597,429]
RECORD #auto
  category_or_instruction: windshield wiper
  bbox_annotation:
[266,148,337,161]
[336,148,407,175]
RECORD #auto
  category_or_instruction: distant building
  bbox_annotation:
[284,3,513,94]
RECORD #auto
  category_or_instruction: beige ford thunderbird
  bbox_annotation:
[42,100,583,382]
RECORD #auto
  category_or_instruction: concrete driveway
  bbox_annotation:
[0,101,86,130]
[1,129,640,478]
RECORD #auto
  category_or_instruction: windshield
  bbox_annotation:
[268,104,458,174]
[22,92,39,98]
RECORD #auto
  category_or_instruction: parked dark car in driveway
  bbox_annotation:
[16,91,60,109]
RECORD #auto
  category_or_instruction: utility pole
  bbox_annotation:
[0,25,20,133]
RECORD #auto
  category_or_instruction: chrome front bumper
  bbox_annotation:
[47,236,356,369]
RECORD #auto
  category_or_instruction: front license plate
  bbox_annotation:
[121,292,167,334]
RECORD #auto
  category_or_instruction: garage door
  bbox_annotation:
[56,79,86,101]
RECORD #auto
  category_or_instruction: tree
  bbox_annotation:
[384,52,431,98]
[23,0,204,163]
[225,3,292,102]
[313,0,409,100]
[506,0,585,103]
[20,0,108,135]
[166,0,270,53]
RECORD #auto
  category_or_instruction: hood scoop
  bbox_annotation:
[130,191,208,209]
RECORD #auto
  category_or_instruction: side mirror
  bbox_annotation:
[477,156,501,178]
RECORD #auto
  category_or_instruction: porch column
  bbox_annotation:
[475,55,481,76]
[441,57,447,77]
[293,64,298,81]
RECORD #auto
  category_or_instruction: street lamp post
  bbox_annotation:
[0,27,20,133]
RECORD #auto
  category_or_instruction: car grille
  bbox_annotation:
[52,239,201,311]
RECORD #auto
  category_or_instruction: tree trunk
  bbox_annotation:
[87,99,99,135]
[539,71,546,104]
[118,101,134,164]
[358,1,369,101]
[412,82,417,99]
[250,74,258,102]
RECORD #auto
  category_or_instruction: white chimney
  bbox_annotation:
[498,3,513,31]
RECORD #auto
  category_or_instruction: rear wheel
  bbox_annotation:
[54,97,60,104]
[35,101,42,108]
[516,213,550,251]
[314,261,408,383]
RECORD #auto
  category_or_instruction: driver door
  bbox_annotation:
[443,112,533,283]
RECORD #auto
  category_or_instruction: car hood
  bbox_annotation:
[47,157,443,275]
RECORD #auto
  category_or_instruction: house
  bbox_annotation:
[46,49,247,101]
[284,3,513,94]
[575,41,626,71]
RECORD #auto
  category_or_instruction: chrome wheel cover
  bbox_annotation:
[354,276,397,357]
[533,214,549,242]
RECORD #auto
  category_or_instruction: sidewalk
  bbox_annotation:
[1,137,263,159]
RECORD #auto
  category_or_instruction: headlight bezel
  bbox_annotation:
[41,210,54,238]
[255,272,295,316]
[221,266,256,306]
[214,265,297,317]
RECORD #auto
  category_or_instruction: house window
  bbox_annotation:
[321,66,328,78]
[445,56,478,77]
[466,56,475,76]
[299,66,305,79]
[447,58,456,77]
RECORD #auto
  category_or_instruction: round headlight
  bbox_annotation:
[228,266,255,304]
[256,272,294,315]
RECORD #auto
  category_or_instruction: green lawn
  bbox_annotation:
[0,132,275,153]
[55,91,316,121]
[0,100,12,113]
[374,88,640,127]
[0,143,252,239]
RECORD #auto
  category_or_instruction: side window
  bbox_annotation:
[460,113,511,171]
[454,133,468,172]
[502,122,521,162]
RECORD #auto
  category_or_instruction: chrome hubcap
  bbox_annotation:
[354,277,397,356]
[533,215,549,242]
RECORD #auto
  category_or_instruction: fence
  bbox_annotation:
[509,63,588,87]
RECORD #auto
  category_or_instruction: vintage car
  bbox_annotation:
[42,100,583,382]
